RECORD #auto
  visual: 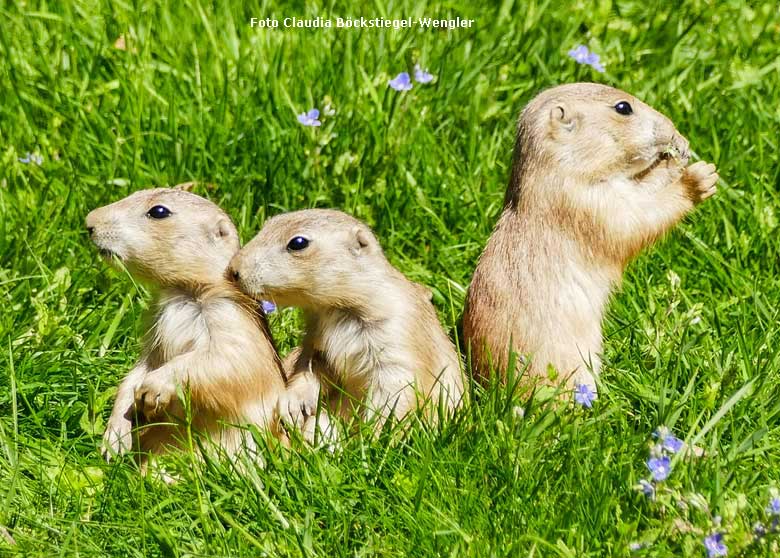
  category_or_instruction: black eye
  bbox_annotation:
[147,205,172,219]
[287,236,309,251]
[614,101,633,115]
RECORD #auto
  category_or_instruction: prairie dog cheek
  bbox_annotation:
[116,221,156,261]
[632,121,659,153]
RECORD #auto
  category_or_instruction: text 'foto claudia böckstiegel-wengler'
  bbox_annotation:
[249,16,476,29]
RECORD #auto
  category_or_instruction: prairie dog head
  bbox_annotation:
[229,209,384,310]
[85,188,240,287]
[510,83,690,200]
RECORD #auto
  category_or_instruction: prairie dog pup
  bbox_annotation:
[86,188,287,465]
[463,83,718,393]
[229,209,464,431]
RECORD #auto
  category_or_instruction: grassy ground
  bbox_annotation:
[1,0,779,556]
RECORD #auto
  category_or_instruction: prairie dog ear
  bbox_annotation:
[550,103,576,132]
[211,216,239,247]
[349,225,373,256]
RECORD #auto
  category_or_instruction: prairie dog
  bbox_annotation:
[229,209,464,432]
[86,188,287,466]
[463,83,718,393]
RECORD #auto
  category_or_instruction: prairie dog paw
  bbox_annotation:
[102,416,132,462]
[682,161,718,203]
[279,379,320,432]
[134,373,177,420]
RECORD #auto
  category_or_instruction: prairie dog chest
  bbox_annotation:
[151,294,210,361]
[311,311,387,381]
[534,255,613,347]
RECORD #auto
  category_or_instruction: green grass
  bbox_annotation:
[1,0,780,556]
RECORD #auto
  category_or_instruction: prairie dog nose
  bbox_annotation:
[85,209,101,234]
[226,262,240,283]
[227,253,244,282]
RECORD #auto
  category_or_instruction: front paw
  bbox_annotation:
[278,384,319,431]
[102,416,133,462]
[682,161,718,203]
[134,373,177,421]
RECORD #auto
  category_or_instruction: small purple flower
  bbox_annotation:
[703,532,727,557]
[19,152,43,165]
[388,72,413,91]
[767,497,780,516]
[567,45,605,73]
[573,383,596,408]
[638,479,655,498]
[414,64,434,84]
[663,434,684,453]
[261,300,277,314]
[568,45,590,63]
[646,456,671,482]
[297,108,321,127]
[753,522,766,539]
[654,427,684,454]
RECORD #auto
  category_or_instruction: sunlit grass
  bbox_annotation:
[1,1,779,556]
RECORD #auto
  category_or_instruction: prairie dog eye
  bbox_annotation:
[287,236,310,251]
[147,205,172,219]
[614,101,633,115]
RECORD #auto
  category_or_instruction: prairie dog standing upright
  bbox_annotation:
[463,83,718,394]
[228,209,464,433]
[86,188,287,466]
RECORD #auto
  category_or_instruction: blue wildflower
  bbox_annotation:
[297,108,321,127]
[567,45,606,73]
[654,426,684,454]
[19,152,43,165]
[753,522,766,539]
[703,532,727,557]
[663,434,684,454]
[573,383,596,408]
[638,479,655,498]
[388,72,413,91]
[261,300,277,314]
[646,456,671,482]
[414,64,434,84]
[767,497,780,516]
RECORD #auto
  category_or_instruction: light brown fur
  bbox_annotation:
[229,209,464,436]
[463,83,718,393]
[86,188,287,467]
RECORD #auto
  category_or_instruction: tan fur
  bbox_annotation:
[229,209,464,435]
[86,188,287,467]
[463,83,718,393]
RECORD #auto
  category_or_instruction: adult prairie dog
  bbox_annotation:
[229,209,464,433]
[86,188,287,466]
[463,83,718,394]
